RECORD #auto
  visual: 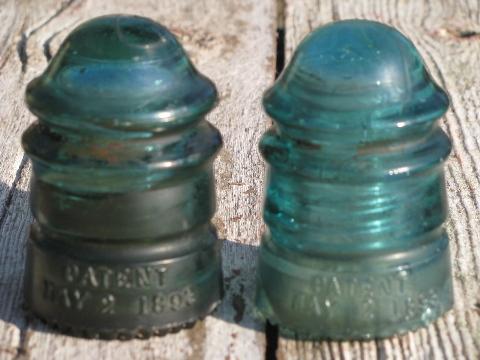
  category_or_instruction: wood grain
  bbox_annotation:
[279,0,480,359]
[1,0,479,359]
[0,0,276,359]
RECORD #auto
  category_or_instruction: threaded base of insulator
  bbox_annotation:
[23,224,223,339]
[255,231,453,340]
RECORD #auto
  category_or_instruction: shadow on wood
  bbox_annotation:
[0,180,263,338]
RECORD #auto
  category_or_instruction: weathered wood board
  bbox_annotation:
[1,0,479,359]
[278,0,480,359]
[0,0,276,359]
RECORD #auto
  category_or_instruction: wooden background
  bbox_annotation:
[0,0,478,359]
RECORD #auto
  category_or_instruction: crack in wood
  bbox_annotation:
[0,155,28,229]
[16,33,28,73]
[274,28,285,79]
[331,0,340,21]
[43,31,62,62]
[263,2,286,358]
[265,321,278,360]
[439,28,480,39]
[232,292,246,323]
[375,339,387,360]
[457,30,480,38]
[13,325,30,360]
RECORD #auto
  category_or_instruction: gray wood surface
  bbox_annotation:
[0,0,275,359]
[0,0,479,359]
[279,0,480,359]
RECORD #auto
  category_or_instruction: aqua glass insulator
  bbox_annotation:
[255,20,453,340]
[22,15,223,339]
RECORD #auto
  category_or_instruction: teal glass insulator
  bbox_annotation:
[255,20,453,340]
[22,15,223,339]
